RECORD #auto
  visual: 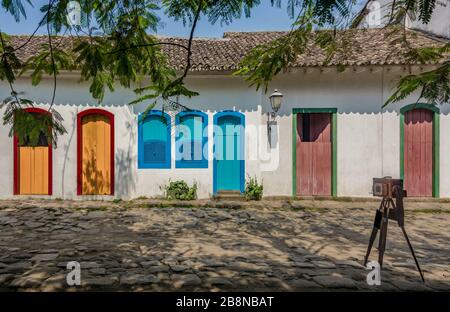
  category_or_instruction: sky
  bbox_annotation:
[0,0,366,38]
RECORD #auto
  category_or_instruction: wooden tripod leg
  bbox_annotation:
[364,208,383,266]
[401,226,425,283]
[377,202,390,267]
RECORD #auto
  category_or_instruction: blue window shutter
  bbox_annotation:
[138,111,171,169]
[143,140,166,163]
[175,111,208,168]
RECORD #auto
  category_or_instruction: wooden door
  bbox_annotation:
[18,145,50,195]
[14,109,52,195]
[296,113,332,196]
[81,114,112,195]
[404,109,433,197]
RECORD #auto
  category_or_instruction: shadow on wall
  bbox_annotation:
[115,113,137,198]
[57,105,137,198]
[82,147,110,195]
[61,110,77,197]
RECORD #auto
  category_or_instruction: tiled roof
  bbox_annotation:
[8,28,448,72]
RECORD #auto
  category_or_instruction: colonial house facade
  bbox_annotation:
[0,28,448,200]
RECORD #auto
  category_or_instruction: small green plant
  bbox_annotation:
[164,180,197,201]
[244,176,263,201]
[112,198,122,203]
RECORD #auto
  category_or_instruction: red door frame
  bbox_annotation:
[77,108,115,195]
[13,107,53,195]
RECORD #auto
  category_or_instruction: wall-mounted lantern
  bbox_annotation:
[269,89,283,117]
[267,89,283,148]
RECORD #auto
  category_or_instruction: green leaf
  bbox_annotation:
[2,0,32,22]
[384,61,450,107]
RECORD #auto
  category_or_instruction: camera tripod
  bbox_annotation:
[363,187,425,282]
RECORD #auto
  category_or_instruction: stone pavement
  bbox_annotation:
[0,199,449,291]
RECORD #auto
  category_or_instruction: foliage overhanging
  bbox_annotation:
[0,0,448,145]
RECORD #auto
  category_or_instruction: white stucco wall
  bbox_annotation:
[0,65,447,199]
[358,0,450,38]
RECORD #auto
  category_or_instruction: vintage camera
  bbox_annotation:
[372,177,404,198]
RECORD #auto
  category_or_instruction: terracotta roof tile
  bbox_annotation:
[8,28,448,72]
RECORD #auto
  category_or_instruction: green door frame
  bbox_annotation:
[292,108,338,197]
[399,103,440,198]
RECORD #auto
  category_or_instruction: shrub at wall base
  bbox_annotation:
[244,176,263,201]
[164,180,198,201]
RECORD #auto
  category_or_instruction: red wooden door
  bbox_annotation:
[404,109,433,197]
[296,113,332,196]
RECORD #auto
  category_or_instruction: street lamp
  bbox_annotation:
[267,89,283,147]
[269,89,283,117]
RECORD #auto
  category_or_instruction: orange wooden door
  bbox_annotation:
[81,114,112,195]
[18,146,49,194]
[296,113,332,196]
[404,109,433,197]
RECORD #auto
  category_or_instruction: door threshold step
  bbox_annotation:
[214,191,245,201]
[214,196,245,201]
[217,190,242,195]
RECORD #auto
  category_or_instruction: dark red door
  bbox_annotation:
[404,109,433,197]
[296,113,332,196]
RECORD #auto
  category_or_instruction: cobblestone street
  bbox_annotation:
[0,199,449,291]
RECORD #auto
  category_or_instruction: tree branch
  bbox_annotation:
[179,0,203,82]
[0,31,22,106]
[12,10,49,52]
[46,0,57,111]
[162,0,203,98]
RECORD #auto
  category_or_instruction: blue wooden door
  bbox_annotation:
[214,113,244,193]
